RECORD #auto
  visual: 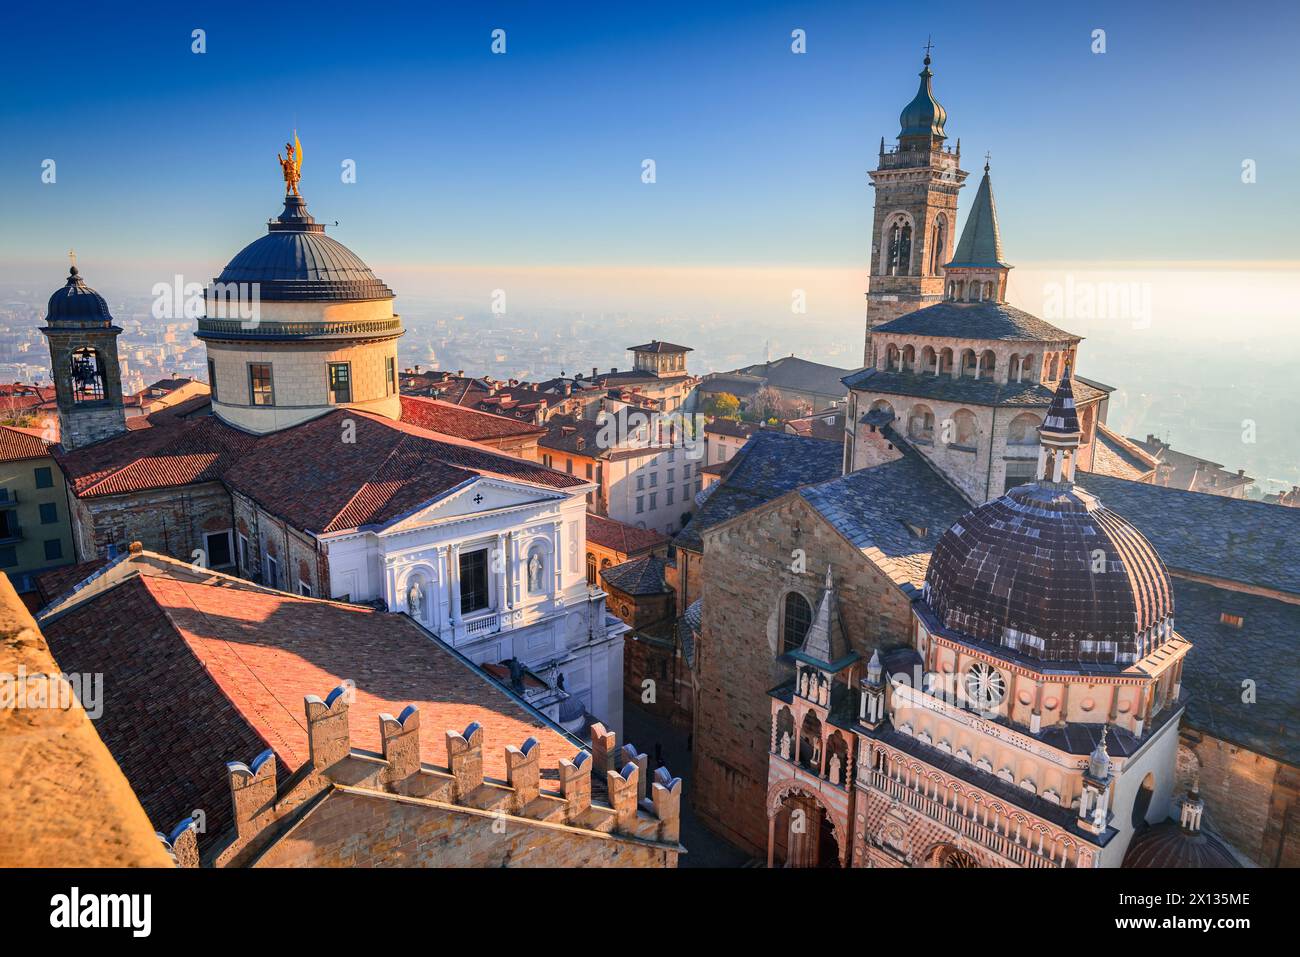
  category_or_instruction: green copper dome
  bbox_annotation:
[899,56,947,140]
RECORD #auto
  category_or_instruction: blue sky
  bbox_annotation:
[2,0,1297,274]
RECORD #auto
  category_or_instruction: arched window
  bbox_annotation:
[586,552,597,586]
[959,349,978,378]
[921,346,937,374]
[902,344,916,371]
[938,348,954,376]
[782,592,813,654]
[885,223,901,276]
[984,281,994,300]
[70,347,107,404]
[1047,354,1058,381]
[930,218,947,275]
[1021,354,1035,381]
[978,350,997,380]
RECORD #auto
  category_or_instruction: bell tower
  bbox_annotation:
[40,258,127,450]
[863,46,967,367]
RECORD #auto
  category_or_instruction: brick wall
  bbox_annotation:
[691,493,912,854]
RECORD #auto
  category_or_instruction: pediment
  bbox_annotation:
[380,477,566,534]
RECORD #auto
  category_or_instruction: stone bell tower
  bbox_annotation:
[40,260,127,450]
[863,48,967,367]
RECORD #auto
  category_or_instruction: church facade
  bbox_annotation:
[40,166,628,734]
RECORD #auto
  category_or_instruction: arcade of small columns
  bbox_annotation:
[853,740,1098,869]
[874,337,1079,387]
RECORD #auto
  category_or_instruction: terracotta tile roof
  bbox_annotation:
[585,514,668,556]
[38,555,587,854]
[399,395,543,441]
[627,340,692,354]
[0,424,51,462]
[785,410,845,442]
[55,401,583,532]
[221,410,584,533]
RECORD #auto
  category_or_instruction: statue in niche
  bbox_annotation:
[818,680,830,706]
[527,550,544,592]
[828,753,841,785]
[780,732,791,760]
[407,580,424,618]
[799,672,809,698]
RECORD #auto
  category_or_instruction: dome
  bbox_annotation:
[213,195,394,302]
[45,266,114,326]
[1124,821,1239,868]
[899,56,947,140]
[924,482,1175,664]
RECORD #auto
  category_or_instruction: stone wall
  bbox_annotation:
[254,788,676,868]
[232,490,327,596]
[692,493,913,854]
[70,481,234,565]
[1180,729,1300,867]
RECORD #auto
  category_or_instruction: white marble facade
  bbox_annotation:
[321,475,627,734]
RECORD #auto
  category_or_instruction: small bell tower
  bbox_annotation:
[40,255,127,449]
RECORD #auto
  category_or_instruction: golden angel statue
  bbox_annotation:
[278,132,303,195]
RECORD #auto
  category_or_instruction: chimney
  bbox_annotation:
[593,366,598,379]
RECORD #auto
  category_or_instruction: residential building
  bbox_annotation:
[0,425,73,594]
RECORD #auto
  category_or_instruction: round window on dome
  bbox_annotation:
[964,662,1006,709]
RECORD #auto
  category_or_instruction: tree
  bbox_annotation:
[702,392,741,419]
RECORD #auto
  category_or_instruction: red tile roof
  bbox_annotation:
[54,401,584,532]
[585,513,668,557]
[0,425,51,462]
[221,411,585,533]
[399,395,543,441]
[39,554,583,854]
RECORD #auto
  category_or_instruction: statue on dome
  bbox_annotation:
[278,133,303,196]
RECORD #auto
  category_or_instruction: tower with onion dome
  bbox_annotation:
[862,46,968,368]
[40,257,128,449]
[196,141,404,434]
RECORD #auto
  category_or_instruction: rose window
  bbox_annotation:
[964,662,1006,709]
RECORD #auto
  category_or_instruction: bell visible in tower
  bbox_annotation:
[861,40,967,368]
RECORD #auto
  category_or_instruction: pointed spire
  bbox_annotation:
[946,163,1009,269]
[1040,364,1081,439]
[799,566,848,668]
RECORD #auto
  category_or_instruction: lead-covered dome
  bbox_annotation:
[924,482,1175,665]
[213,195,393,302]
[45,266,114,326]
[899,55,948,140]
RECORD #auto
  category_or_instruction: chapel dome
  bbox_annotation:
[923,481,1175,665]
[213,194,394,302]
[1123,820,1239,868]
[45,265,114,326]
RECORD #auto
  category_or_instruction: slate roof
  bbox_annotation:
[39,553,586,856]
[678,599,702,670]
[601,556,670,597]
[797,434,971,591]
[1170,578,1300,765]
[704,419,760,439]
[44,265,114,325]
[585,514,667,557]
[733,356,854,397]
[698,374,763,398]
[674,431,844,552]
[628,340,692,354]
[842,367,1107,409]
[539,415,608,457]
[946,167,1009,268]
[869,301,1079,344]
[1076,473,1300,597]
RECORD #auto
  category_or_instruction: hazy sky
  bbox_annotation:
[3,0,1298,281]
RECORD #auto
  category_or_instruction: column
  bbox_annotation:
[494,532,508,615]
[448,543,463,626]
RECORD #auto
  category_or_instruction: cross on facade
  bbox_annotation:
[923,36,935,58]
[473,493,484,504]
[68,248,76,269]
